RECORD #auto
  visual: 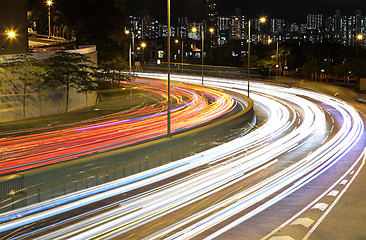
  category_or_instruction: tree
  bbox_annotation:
[96,57,129,86]
[46,51,96,112]
[6,54,46,118]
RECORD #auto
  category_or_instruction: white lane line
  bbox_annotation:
[270,236,295,240]
[303,153,366,240]
[261,149,366,240]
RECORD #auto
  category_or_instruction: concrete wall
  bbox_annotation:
[0,0,28,55]
[0,77,97,122]
[0,45,98,122]
[0,90,255,213]
[360,78,366,91]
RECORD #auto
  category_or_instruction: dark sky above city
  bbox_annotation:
[127,0,366,23]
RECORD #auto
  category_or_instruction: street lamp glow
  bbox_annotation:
[141,42,147,48]
[125,30,130,35]
[260,17,267,23]
[191,27,198,33]
[7,31,16,38]
[268,39,273,44]
[209,27,215,33]
[357,34,364,40]
[47,0,52,6]
[175,39,179,44]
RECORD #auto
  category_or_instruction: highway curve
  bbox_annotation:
[0,78,235,175]
[0,74,364,240]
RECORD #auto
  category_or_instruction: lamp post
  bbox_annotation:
[167,0,171,137]
[275,40,279,80]
[247,17,266,97]
[141,42,146,62]
[192,26,214,85]
[357,34,364,47]
[175,39,184,74]
[125,30,136,99]
[129,44,132,99]
[125,30,135,68]
[181,40,184,74]
[47,0,52,38]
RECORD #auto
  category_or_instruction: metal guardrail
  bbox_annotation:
[0,87,255,213]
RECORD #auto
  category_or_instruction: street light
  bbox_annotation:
[7,31,16,38]
[269,38,280,80]
[125,29,134,99]
[125,29,135,68]
[140,42,146,62]
[192,26,214,85]
[47,0,52,38]
[167,0,171,137]
[357,34,364,41]
[175,39,184,74]
[247,17,266,97]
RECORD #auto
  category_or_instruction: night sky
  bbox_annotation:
[127,0,366,23]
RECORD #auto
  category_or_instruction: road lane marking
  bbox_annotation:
[290,217,314,228]
[327,190,339,197]
[269,236,295,240]
[311,203,328,211]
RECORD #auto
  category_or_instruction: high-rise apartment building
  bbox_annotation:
[307,14,323,30]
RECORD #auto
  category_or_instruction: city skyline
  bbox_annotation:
[127,0,366,23]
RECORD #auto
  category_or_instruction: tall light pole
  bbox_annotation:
[167,0,171,137]
[201,30,204,85]
[141,42,147,62]
[47,0,52,38]
[125,30,135,68]
[181,40,184,74]
[129,44,132,99]
[276,40,279,80]
[175,39,184,74]
[192,26,214,85]
[125,30,135,99]
[247,17,266,97]
[357,34,364,47]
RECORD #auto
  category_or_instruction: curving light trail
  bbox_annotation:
[0,74,364,240]
[0,79,234,175]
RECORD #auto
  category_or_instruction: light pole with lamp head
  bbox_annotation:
[175,39,184,74]
[140,42,147,62]
[167,0,171,137]
[47,0,52,38]
[247,17,266,97]
[192,26,214,85]
[125,29,135,99]
[357,34,364,47]
[268,38,279,80]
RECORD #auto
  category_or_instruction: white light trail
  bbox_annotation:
[0,73,364,240]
